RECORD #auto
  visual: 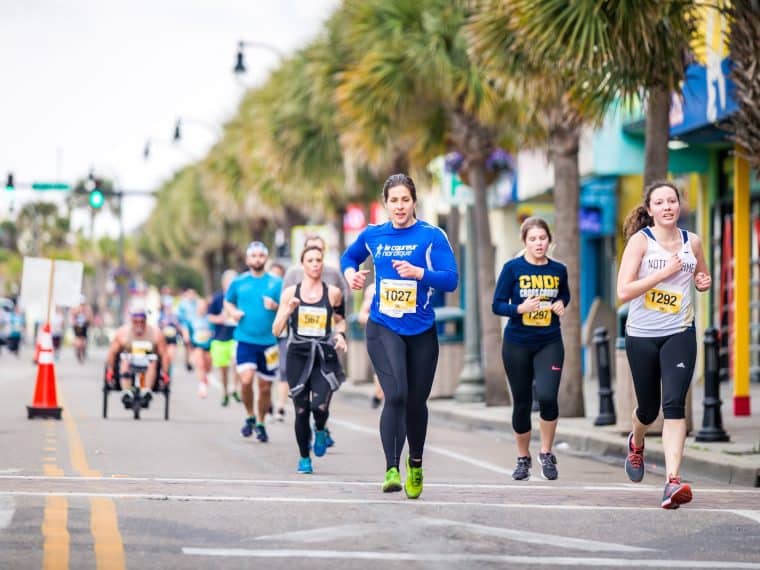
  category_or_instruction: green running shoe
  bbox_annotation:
[382,467,402,493]
[404,458,423,499]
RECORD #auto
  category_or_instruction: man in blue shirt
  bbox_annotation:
[225,242,282,442]
[208,269,239,407]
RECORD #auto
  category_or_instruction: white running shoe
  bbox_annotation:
[197,382,208,398]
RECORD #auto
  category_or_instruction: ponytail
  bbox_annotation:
[623,206,653,240]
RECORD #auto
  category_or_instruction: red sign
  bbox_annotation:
[343,203,366,232]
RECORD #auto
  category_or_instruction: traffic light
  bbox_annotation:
[88,188,105,209]
[5,172,13,190]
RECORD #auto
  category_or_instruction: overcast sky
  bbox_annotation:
[0,0,339,234]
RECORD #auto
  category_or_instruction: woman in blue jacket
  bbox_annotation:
[341,173,458,499]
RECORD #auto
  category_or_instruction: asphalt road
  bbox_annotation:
[1,345,759,569]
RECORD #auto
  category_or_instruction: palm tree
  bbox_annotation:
[468,0,608,416]
[728,0,760,171]
[506,0,702,186]
[334,0,528,404]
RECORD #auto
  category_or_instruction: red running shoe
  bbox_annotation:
[661,475,692,509]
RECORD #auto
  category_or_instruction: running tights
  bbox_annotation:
[286,350,332,458]
[365,320,439,470]
[501,339,564,434]
[625,328,696,423]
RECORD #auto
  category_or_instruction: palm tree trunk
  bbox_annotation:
[468,162,510,405]
[643,85,671,187]
[549,124,584,417]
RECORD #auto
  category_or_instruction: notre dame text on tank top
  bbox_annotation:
[627,227,697,338]
[289,283,333,340]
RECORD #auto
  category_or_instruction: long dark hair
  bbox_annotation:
[622,180,681,240]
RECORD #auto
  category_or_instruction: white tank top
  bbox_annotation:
[626,227,696,338]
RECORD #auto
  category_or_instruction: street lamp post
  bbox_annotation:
[233,40,284,75]
[455,202,486,402]
[173,117,221,143]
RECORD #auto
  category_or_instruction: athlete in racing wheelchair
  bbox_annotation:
[103,305,172,419]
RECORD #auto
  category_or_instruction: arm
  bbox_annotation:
[223,281,244,322]
[557,264,571,307]
[206,296,226,325]
[155,332,170,371]
[357,283,375,326]
[616,233,682,302]
[492,264,519,317]
[329,286,347,352]
[272,286,298,337]
[691,233,712,292]
[341,231,371,290]
[418,228,459,292]
[105,331,123,370]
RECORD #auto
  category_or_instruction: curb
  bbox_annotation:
[337,381,760,488]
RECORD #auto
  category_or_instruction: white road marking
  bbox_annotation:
[331,418,513,475]
[734,510,760,525]
[0,496,14,530]
[1,490,758,521]
[181,547,760,568]
[259,518,653,553]
[418,517,653,553]
[0,474,757,494]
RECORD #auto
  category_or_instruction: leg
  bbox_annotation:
[239,369,255,417]
[625,335,664,446]
[286,347,313,457]
[659,329,697,480]
[533,340,564,453]
[256,377,272,422]
[502,340,536,457]
[366,320,409,470]
[404,326,439,463]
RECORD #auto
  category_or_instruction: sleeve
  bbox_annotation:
[340,229,369,273]
[492,263,519,317]
[225,280,237,305]
[208,294,222,316]
[418,228,458,292]
[557,264,571,307]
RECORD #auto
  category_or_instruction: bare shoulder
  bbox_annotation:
[327,284,342,304]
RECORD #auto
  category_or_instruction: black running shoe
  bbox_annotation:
[625,432,645,483]
[661,475,692,509]
[255,423,269,443]
[512,456,531,481]
[538,452,558,480]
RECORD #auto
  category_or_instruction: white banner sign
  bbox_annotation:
[20,257,83,319]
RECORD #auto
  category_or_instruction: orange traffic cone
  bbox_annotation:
[27,323,63,420]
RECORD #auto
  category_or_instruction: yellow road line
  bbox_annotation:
[43,465,64,478]
[41,496,69,570]
[60,402,125,570]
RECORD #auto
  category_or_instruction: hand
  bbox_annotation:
[230,309,245,323]
[551,300,565,316]
[695,272,712,291]
[334,333,347,353]
[105,368,115,384]
[392,260,423,280]
[663,253,682,278]
[347,269,370,291]
[287,297,301,313]
[161,370,170,385]
[518,296,542,315]
[262,296,278,311]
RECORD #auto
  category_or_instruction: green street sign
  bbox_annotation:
[31,182,71,190]
[88,189,105,209]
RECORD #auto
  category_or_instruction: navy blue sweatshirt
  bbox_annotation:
[492,256,570,346]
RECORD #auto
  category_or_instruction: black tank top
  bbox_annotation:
[289,282,332,341]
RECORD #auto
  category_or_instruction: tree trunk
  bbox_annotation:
[643,85,671,187]
[550,125,584,418]
[446,205,461,307]
[468,162,510,405]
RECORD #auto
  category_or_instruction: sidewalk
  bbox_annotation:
[338,377,760,487]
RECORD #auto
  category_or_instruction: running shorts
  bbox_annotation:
[235,341,279,380]
[210,339,235,368]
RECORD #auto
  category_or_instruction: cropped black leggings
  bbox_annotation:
[286,349,332,458]
[501,339,564,434]
[366,320,439,471]
[625,328,696,423]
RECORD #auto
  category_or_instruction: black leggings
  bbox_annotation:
[286,349,332,458]
[625,328,696,423]
[501,339,564,434]
[366,320,439,470]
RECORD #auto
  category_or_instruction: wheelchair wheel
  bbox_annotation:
[133,390,141,420]
[102,384,109,419]
[163,385,170,421]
